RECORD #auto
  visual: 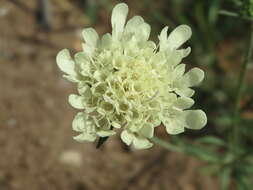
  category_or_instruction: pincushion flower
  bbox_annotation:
[56,3,207,149]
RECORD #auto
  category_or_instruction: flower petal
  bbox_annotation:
[139,124,154,138]
[82,28,99,54]
[167,25,192,49]
[100,33,112,49]
[74,52,90,72]
[111,121,121,129]
[133,137,153,149]
[125,16,150,41]
[56,49,76,75]
[72,112,86,132]
[125,16,144,34]
[137,22,151,41]
[176,47,191,58]
[183,110,207,130]
[73,133,96,142]
[69,94,84,109]
[183,68,204,87]
[62,75,79,83]
[158,26,169,51]
[174,64,186,78]
[120,130,135,145]
[111,3,129,39]
[97,130,116,137]
[163,118,185,135]
[175,88,195,97]
[174,97,194,110]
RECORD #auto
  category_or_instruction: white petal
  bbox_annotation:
[139,124,154,138]
[82,28,99,54]
[125,16,144,34]
[174,97,194,110]
[174,64,186,77]
[120,130,134,146]
[158,26,169,51]
[111,121,121,129]
[137,22,151,41]
[176,47,191,58]
[183,110,207,130]
[175,88,195,97]
[72,112,85,132]
[74,52,89,67]
[68,94,84,109]
[100,33,112,49]
[73,133,96,142]
[97,130,116,137]
[63,75,79,83]
[163,118,185,135]
[111,3,129,39]
[133,137,153,149]
[77,82,92,97]
[56,49,76,75]
[125,16,150,41]
[167,25,192,49]
[74,53,91,76]
[183,68,205,87]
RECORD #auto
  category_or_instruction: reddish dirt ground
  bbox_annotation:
[0,1,218,189]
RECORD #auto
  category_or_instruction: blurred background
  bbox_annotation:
[0,0,253,189]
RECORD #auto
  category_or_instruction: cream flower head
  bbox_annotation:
[56,3,207,149]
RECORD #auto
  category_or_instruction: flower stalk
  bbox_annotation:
[150,136,183,153]
[232,23,253,153]
[219,10,253,22]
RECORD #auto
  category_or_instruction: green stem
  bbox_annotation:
[150,137,183,153]
[219,10,253,22]
[232,23,253,153]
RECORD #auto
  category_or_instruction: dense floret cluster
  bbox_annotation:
[56,3,207,149]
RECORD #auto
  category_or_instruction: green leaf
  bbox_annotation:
[197,136,226,147]
[200,164,221,175]
[183,143,222,163]
[236,174,251,190]
[220,167,232,190]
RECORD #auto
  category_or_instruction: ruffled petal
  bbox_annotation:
[111,3,129,40]
[183,110,207,130]
[174,64,186,78]
[125,16,151,42]
[182,68,205,87]
[74,52,90,73]
[73,133,96,142]
[62,75,79,83]
[133,137,153,149]
[175,47,191,58]
[97,130,116,137]
[163,118,185,135]
[72,112,86,132]
[68,94,84,109]
[120,130,135,145]
[125,16,144,34]
[134,22,151,42]
[174,97,194,110]
[100,33,112,49]
[72,113,97,142]
[139,124,154,138]
[82,28,99,55]
[175,88,195,97]
[56,49,76,75]
[167,25,192,49]
[158,26,169,51]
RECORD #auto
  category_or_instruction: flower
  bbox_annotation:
[56,3,207,149]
